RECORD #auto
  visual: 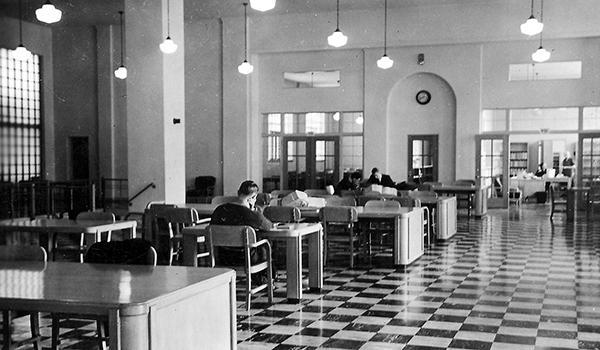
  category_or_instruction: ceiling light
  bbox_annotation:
[13,0,32,61]
[159,0,178,54]
[355,115,364,125]
[35,0,62,24]
[238,2,254,75]
[332,112,340,121]
[114,11,127,79]
[327,0,347,48]
[249,0,276,12]
[520,0,543,36]
[377,0,393,69]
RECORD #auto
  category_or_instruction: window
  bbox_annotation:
[508,61,582,81]
[0,48,42,183]
[481,110,506,132]
[510,108,578,131]
[583,107,600,130]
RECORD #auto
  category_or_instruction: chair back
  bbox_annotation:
[324,196,356,206]
[319,206,358,223]
[386,196,419,207]
[0,245,47,262]
[263,206,301,223]
[305,189,328,197]
[85,239,157,266]
[364,200,401,209]
[208,225,258,247]
[255,193,272,207]
[357,194,384,206]
[453,179,476,186]
[211,196,239,205]
[416,183,432,191]
[76,211,116,222]
[156,207,200,237]
[142,203,177,241]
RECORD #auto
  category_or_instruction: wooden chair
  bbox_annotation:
[51,239,157,350]
[154,207,209,265]
[211,196,239,205]
[207,225,273,311]
[263,206,301,223]
[357,194,384,206]
[319,206,361,268]
[405,192,436,244]
[550,183,567,219]
[52,211,116,262]
[0,245,46,350]
[508,187,522,206]
[452,181,475,217]
[587,180,600,215]
[363,200,402,255]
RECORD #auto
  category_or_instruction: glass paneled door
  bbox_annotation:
[408,135,438,184]
[579,133,600,187]
[476,135,509,208]
[282,136,339,190]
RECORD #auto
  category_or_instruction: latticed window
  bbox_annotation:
[0,48,42,183]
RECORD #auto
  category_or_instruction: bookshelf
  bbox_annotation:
[510,142,528,176]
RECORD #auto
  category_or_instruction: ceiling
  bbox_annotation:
[0,0,486,26]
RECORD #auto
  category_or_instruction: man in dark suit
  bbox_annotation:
[367,167,396,188]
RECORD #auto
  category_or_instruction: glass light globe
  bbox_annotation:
[332,112,340,121]
[531,46,550,62]
[12,45,33,61]
[238,60,254,75]
[520,16,543,36]
[355,116,364,125]
[159,37,178,54]
[327,29,348,48]
[35,1,62,24]
[250,0,276,12]
[114,65,127,79]
[377,54,394,69]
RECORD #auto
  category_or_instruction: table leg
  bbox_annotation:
[307,228,323,292]
[183,233,199,267]
[567,190,575,222]
[286,237,302,301]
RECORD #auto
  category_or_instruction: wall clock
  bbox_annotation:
[416,90,431,105]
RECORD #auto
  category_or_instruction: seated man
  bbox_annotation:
[367,167,396,188]
[335,171,362,194]
[210,180,275,280]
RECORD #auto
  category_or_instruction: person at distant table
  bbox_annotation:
[336,171,362,194]
[535,162,547,177]
[366,167,396,188]
[562,152,575,178]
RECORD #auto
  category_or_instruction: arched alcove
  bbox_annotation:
[386,72,457,183]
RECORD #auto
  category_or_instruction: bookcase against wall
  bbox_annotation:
[510,142,528,176]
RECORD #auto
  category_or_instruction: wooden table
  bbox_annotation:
[182,223,324,301]
[0,261,236,350]
[417,196,457,240]
[0,217,137,253]
[510,177,572,200]
[301,206,424,265]
[431,184,488,217]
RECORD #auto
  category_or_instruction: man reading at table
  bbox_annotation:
[210,180,274,282]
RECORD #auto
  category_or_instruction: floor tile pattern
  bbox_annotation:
[2,205,600,349]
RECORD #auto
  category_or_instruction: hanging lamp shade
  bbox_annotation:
[531,46,550,62]
[520,0,543,36]
[13,45,33,61]
[520,16,543,36]
[328,0,347,48]
[35,0,62,24]
[355,115,364,125]
[249,0,276,12]
[160,36,178,54]
[238,3,254,75]
[377,0,393,69]
[160,0,178,54]
[114,11,127,79]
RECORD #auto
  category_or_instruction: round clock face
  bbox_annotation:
[416,90,431,105]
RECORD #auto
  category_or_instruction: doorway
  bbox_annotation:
[476,134,508,208]
[282,136,339,190]
[408,135,438,183]
[70,137,89,181]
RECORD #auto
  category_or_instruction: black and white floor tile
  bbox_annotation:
[4,204,600,349]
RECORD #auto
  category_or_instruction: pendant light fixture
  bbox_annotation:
[376,0,393,69]
[249,0,276,12]
[13,0,33,61]
[520,0,543,36]
[238,2,254,75]
[114,11,127,80]
[159,0,178,54]
[327,0,347,48]
[531,0,550,62]
[35,0,62,24]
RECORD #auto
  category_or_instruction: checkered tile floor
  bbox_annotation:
[5,204,600,349]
